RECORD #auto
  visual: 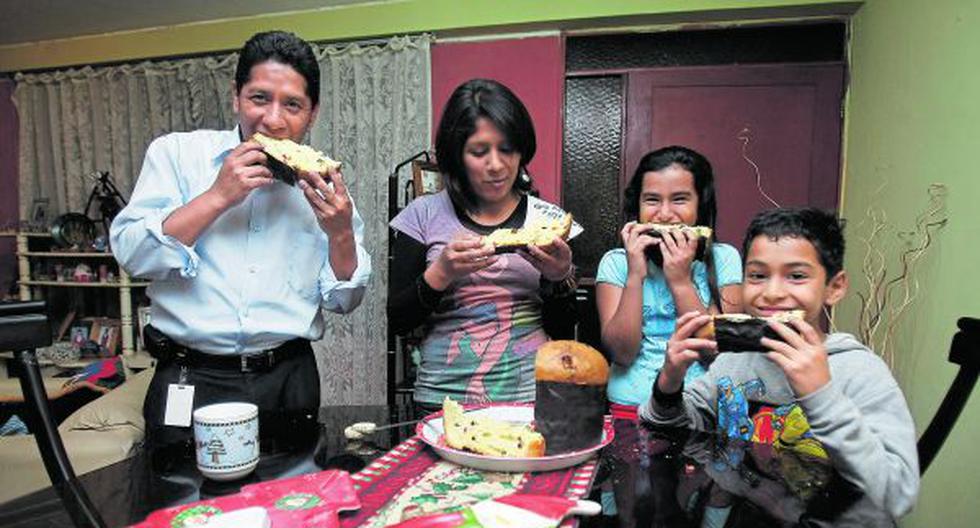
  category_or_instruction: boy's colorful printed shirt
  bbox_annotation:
[715,375,828,459]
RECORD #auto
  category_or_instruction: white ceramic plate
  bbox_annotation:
[416,403,613,472]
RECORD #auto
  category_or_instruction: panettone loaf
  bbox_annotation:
[534,341,609,454]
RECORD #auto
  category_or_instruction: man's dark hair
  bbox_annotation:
[742,208,846,280]
[435,78,536,213]
[235,31,319,107]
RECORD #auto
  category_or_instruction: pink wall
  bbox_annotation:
[431,36,565,203]
[0,78,17,297]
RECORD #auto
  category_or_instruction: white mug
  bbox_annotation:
[193,402,259,481]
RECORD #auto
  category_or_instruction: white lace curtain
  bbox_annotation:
[13,34,432,404]
[14,56,239,216]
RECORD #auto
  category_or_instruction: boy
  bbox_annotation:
[639,208,919,517]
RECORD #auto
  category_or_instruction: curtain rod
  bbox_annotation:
[13,33,422,76]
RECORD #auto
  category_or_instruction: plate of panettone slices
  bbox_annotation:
[417,399,613,473]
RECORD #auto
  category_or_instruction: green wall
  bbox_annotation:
[839,1,980,526]
[0,0,858,71]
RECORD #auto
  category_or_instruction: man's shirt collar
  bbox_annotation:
[214,125,244,163]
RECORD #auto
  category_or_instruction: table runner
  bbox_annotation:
[343,436,599,527]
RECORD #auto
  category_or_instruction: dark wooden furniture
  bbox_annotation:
[917,317,979,474]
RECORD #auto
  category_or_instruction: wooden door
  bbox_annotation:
[624,64,845,246]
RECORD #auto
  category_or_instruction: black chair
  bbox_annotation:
[917,317,980,474]
[0,300,106,527]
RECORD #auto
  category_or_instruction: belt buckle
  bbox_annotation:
[173,347,189,364]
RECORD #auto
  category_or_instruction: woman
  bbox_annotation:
[388,79,579,415]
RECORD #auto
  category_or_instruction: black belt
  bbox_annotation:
[144,325,310,373]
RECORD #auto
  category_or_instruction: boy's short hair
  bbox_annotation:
[742,208,846,279]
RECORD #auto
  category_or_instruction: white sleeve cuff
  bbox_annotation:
[145,207,201,278]
[318,241,372,313]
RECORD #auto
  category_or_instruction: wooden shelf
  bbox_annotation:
[0,231,51,238]
[18,251,114,258]
[19,280,149,288]
[0,350,155,369]
[14,231,145,355]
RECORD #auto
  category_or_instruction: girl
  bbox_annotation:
[595,146,742,418]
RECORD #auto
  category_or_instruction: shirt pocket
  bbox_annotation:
[288,230,327,299]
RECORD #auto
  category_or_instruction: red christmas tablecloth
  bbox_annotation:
[343,435,600,527]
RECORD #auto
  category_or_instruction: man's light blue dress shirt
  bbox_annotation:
[110,128,371,355]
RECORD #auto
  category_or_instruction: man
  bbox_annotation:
[111,31,371,449]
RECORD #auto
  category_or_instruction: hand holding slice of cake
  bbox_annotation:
[252,132,342,185]
[640,223,713,267]
[483,213,574,254]
[695,310,805,352]
[442,398,545,457]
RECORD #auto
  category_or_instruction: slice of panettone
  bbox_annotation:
[442,398,545,457]
[252,133,342,185]
[483,213,573,253]
[696,310,806,352]
[640,223,713,267]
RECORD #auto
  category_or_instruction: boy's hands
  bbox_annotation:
[762,319,831,397]
[656,315,832,401]
[658,312,717,394]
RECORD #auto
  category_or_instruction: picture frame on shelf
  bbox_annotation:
[89,317,120,356]
[97,325,119,356]
[87,317,103,343]
[411,159,443,197]
[69,326,89,350]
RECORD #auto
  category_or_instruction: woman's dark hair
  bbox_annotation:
[235,31,320,107]
[623,146,717,229]
[742,208,846,280]
[624,146,727,310]
[435,79,536,212]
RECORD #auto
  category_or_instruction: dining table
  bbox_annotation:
[0,404,897,527]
